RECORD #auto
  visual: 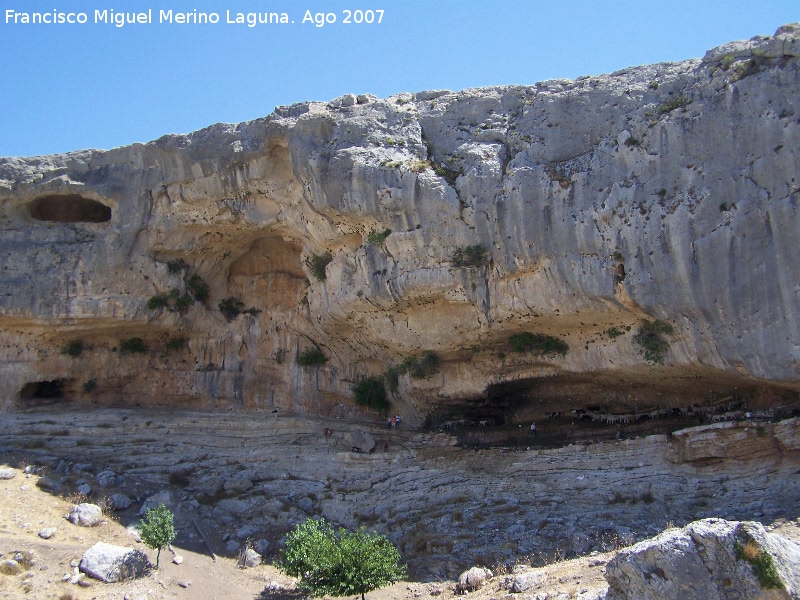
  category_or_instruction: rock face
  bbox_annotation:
[0,24,799,423]
[605,519,800,599]
[79,542,149,583]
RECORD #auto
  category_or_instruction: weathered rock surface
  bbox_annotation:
[0,24,798,425]
[79,542,149,583]
[605,518,800,599]
[67,503,104,527]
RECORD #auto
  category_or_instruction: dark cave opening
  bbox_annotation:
[18,380,70,404]
[29,195,112,223]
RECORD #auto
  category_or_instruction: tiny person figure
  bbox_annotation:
[395,414,401,429]
[530,422,536,437]
[391,416,396,429]
[386,416,392,430]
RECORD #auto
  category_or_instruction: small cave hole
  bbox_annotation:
[29,195,112,223]
[19,379,68,403]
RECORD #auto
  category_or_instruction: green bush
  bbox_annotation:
[308,252,333,281]
[218,297,245,322]
[62,339,84,357]
[147,294,171,311]
[353,377,389,411]
[605,327,625,339]
[657,95,692,115]
[367,229,392,246]
[120,337,148,354]
[384,366,400,395]
[509,332,569,357]
[187,274,210,303]
[398,351,439,379]
[165,336,188,352]
[633,320,674,364]
[451,244,488,267]
[166,258,189,273]
[279,518,406,600]
[138,503,176,569]
[82,379,97,393]
[297,347,328,366]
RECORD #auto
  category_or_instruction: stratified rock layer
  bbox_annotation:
[1,24,799,421]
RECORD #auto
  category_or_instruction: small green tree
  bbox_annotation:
[280,518,406,600]
[138,503,176,569]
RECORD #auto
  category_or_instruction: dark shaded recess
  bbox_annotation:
[19,380,67,402]
[29,195,112,223]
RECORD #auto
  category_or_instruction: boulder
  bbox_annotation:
[138,490,174,515]
[344,431,376,453]
[0,467,16,480]
[96,470,124,489]
[0,560,22,575]
[457,566,493,592]
[510,570,546,593]
[79,542,149,583]
[242,548,262,568]
[605,518,800,599]
[67,503,104,527]
[107,493,133,510]
[38,527,57,539]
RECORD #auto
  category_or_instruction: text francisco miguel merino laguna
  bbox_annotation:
[5,8,301,28]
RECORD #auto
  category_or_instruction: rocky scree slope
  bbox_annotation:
[0,24,799,424]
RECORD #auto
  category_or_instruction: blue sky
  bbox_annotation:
[0,1,796,157]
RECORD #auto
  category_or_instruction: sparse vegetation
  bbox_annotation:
[138,503,176,569]
[218,297,245,321]
[352,377,389,411]
[509,332,569,357]
[166,258,189,273]
[367,229,392,246]
[383,365,400,395]
[61,339,84,357]
[187,274,210,303]
[148,290,193,314]
[433,163,460,185]
[308,252,333,281]
[119,337,148,354]
[279,518,406,600]
[297,347,328,366]
[605,327,625,339]
[82,379,97,393]
[398,351,440,379]
[633,320,674,364]
[624,136,641,147]
[735,538,784,590]
[451,244,488,267]
[165,336,188,352]
[612,251,624,262]
[657,95,692,115]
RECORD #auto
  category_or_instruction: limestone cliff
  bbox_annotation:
[1,24,799,423]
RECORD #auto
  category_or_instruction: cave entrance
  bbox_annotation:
[29,195,112,223]
[18,380,71,405]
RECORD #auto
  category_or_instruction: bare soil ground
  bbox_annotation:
[0,462,611,600]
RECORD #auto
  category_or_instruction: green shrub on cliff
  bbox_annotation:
[509,332,569,357]
[633,320,674,364]
[352,377,389,411]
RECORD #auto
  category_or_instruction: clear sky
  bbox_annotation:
[0,0,796,157]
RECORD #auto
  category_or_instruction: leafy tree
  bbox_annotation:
[138,503,176,569]
[308,252,333,281]
[398,351,440,379]
[280,518,406,600]
[187,274,210,303]
[633,320,674,364]
[353,377,389,411]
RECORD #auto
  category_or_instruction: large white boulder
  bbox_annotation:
[606,519,800,600]
[80,542,149,582]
